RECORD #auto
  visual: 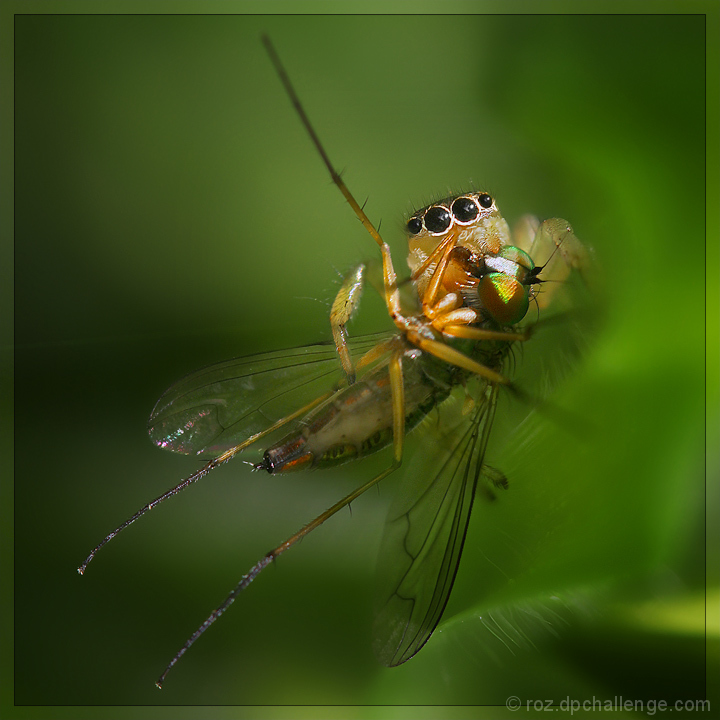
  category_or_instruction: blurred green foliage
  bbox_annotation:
[8,9,714,717]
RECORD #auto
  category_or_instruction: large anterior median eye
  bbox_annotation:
[451,196,479,223]
[423,206,452,234]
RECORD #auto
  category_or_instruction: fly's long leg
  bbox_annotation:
[78,456,226,576]
[155,460,399,688]
[330,264,365,384]
[156,349,408,688]
[78,391,333,574]
[261,35,405,327]
[263,36,505,357]
[388,350,405,466]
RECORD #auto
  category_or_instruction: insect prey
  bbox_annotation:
[77,35,591,688]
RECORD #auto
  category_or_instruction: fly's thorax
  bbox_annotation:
[405,192,511,299]
[258,349,447,475]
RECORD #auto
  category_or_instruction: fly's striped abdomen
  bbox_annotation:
[258,354,446,474]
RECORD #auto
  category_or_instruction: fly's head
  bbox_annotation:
[470,245,540,326]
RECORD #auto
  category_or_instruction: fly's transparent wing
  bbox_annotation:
[148,331,392,459]
[373,381,499,666]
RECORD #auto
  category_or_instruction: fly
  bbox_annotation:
[77,35,591,688]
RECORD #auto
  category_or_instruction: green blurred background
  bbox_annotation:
[6,6,716,716]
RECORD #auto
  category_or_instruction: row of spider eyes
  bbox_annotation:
[406,193,494,236]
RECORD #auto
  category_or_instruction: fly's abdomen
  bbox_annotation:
[258,359,440,474]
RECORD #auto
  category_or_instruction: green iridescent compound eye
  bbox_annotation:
[479,246,534,324]
[479,272,530,325]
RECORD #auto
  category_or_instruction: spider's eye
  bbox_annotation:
[478,193,493,209]
[406,216,423,235]
[451,197,479,223]
[423,206,451,234]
